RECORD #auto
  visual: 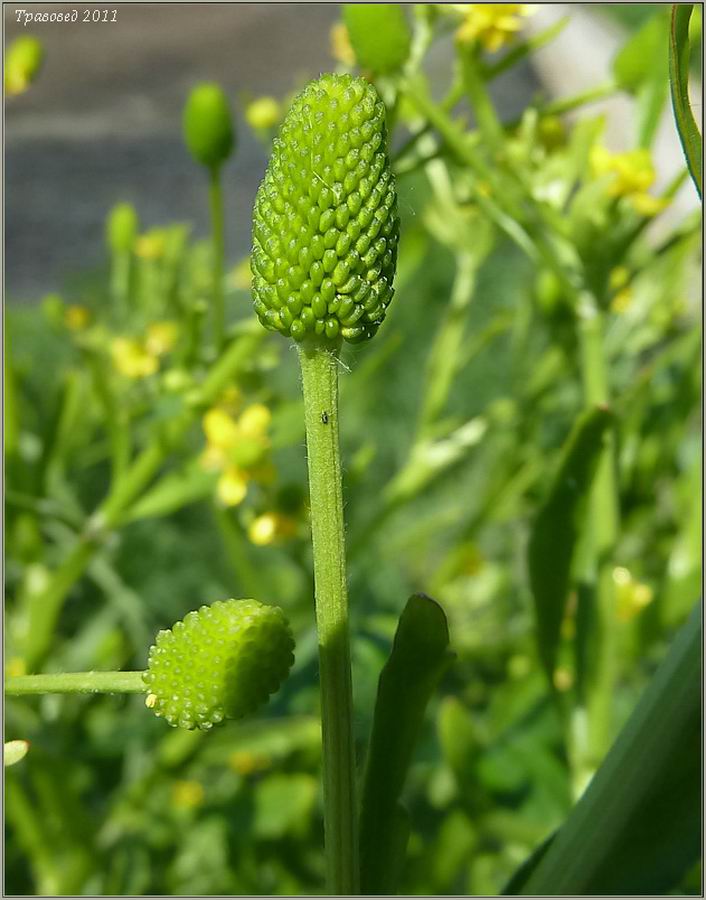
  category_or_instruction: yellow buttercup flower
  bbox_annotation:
[135,230,166,260]
[171,780,204,810]
[64,304,91,332]
[200,403,274,507]
[111,337,159,378]
[145,321,178,356]
[245,96,281,132]
[456,5,533,52]
[590,146,667,217]
[330,22,356,66]
[248,511,297,546]
[229,750,270,776]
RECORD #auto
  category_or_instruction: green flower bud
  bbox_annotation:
[251,73,399,345]
[144,599,294,730]
[183,83,235,170]
[106,202,139,254]
[5,36,44,96]
[342,5,411,74]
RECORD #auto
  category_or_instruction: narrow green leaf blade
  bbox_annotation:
[359,593,452,894]
[669,4,702,196]
[521,601,702,895]
[528,406,613,679]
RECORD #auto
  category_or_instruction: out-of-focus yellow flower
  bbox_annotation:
[609,266,630,291]
[229,257,252,291]
[111,337,159,378]
[248,511,298,546]
[217,467,249,507]
[200,403,274,507]
[135,231,166,260]
[590,146,667,217]
[611,288,633,314]
[6,658,26,678]
[330,22,356,66]
[145,320,178,356]
[553,666,574,692]
[613,566,654,622]
[171,779,204,810]
[245,96,281,132]
[64,305,91,332]
[229,750,270,776]
[456,5,533,52]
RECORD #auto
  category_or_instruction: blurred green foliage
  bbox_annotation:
[5,3,701,895]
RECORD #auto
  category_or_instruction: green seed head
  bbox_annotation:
[143,599,295,730]
[5,36,44,95]
[342,5,411,74]
[183,82,235,170]
[106,202,139,254]
[251,73,399,345]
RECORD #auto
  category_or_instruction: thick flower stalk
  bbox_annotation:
[251,73,398,895]
[252,73,399,345]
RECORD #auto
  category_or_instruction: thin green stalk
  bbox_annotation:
[577,303,620,772]
[298,344,358,895]
[460,48,504,149]
[209,166,226,350]
[110,250,131,314]
[6,670,145,695]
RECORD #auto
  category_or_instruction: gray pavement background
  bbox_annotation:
[5,3,540,300]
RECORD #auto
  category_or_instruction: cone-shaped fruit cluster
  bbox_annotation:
[143,599,295,730]
[252,73,399,344]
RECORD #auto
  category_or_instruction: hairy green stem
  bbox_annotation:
[298,344,358,895]
[578,302,620,773]
[209,167,226,350]
[6,671,145,695]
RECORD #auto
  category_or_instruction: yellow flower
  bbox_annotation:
[135,231,166,260]
[171,780,204,810]
[64,304,90,331]
[4,740,30,768]
[111,337,159,379]
[611,288,633,314]
[245,96,281,132]
[217,467,248,507]
[238,403,272,438]
[456,5,532,52]
[145,321,178,356]
[609,266,630,291]
[6,658,26,678]
[330,22,356,66]
[200,403,274,505]
[613,566,654,622]
[590,146,666,217]
[248,511,297,546]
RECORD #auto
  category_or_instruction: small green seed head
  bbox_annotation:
[183,82,235,170]
[5,36,44,96]
[106,202,139,254]
[251,73,399,345]
[342,5,411,74]
[143,599,295,730]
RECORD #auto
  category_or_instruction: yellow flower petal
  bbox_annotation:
[217,468,248,506]
[248,512,279,546]
[245,96,281,131]
[146,321,178,356]
[64,305,90,331]
[203,407,240,450]
[238,403,272,438]
[171,780,204,810]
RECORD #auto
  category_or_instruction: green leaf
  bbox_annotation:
[359,593,453,894]
[669,4,702,196]
[520,601,701,895]
[528,406,612,680]
[126,459,216,522]
[502,830,555,894]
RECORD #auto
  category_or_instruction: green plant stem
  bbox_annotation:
[209,166,226,350]
[110,250,131,314]
[298,344,358,895]
[23,332,262,670]
[577,302,620,773]
[6,671,145,696]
